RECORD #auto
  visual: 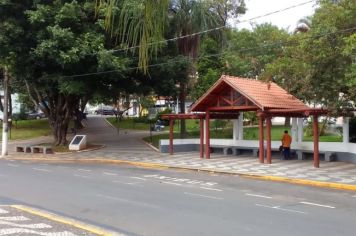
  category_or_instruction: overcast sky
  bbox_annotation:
[233,0,317,31]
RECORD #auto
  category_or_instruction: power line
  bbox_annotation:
[63,26,356,78]
[106,0,315,54]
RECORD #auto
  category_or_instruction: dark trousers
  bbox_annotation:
[283,147,290,160]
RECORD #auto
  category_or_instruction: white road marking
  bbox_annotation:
[0,209,9,214]
[96,194,158,209]
[6,164,18,168]
[130,177,146,181]
[103,172,117,176]
[77,169,91,172]
[0,220,52,229]
[0,216,29,221]
[73,174,91,179]
[0,229,77,236]
[352,195,356,198]
[200,187,223,192]
[201,182,218,187]
[255,204,307,214]
[246,193,272,199]
[162,181,182,186]
[300,201,335,209]
[126,182,142,185]
[184,192,223,200]
[143,174,158,177]
[145,175,219,187]
[32,168,52,173]
[112,180,143,186]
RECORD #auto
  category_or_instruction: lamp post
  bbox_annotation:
[1,68,9,157]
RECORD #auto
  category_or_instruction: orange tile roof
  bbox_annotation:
[191,75,309,111]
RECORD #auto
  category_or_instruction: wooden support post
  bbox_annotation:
[205,110,210,159]
[169,119,174,155]
[258,114,265,163]
[266,116,272,164]
[200,118,204,158]
[313,115,319,168]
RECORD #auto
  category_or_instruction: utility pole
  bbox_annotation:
[1,68,9,157]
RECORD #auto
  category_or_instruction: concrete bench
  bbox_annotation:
[210,145,233,155]
[16,145,53,154]
[16,146,33,153]
[296,150,336,162]
[210,145,259,157]
[232,147,259,157]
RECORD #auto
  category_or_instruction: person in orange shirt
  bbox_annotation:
[281,130,292,160]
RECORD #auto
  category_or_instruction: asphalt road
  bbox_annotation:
[0,159,355,236]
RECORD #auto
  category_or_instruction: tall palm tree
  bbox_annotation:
[97,0,245,135]
[169,0,223,136]
[95,0,169,74]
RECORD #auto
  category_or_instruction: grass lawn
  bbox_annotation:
[106,117,231,132]
[106,118,342,148]
[144,125,342,148]
[106,117,151,130]
[0,119,52,141]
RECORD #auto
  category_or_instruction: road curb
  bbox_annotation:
[5,156,356,191]
[11,205,124,236]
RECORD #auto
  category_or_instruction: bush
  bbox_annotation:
[157,108,172,126]
[133,116,151,124]
[12,112,27,121]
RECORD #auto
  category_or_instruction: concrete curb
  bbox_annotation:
[11,205,124,236]
[5,156,356,191]
[142,140,160,152]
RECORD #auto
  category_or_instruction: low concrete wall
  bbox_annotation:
[160,139,356,163]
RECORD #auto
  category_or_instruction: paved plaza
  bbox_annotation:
[5,116,356,188]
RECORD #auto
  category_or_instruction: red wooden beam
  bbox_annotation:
[169,119,174,155]
[200,118,204,158]
[208,105,258,111]
[313,115,320,168]
[266,116,272,164]
[205,110,210,159]
[258,115,265,163]
[266,108,328,116]
[161,113,239,120]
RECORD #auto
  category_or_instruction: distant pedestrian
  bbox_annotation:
[281,130,292,160]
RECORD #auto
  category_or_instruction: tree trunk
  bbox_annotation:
[52,117,70,146]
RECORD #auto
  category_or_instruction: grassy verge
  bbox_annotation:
[106,117,151,130]
[105,118,342,148]
[0,119,52,141]
[144,125,342,148]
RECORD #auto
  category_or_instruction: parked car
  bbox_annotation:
[26,111,46,120]
[94,109,117,116]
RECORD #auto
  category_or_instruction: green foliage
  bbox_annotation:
[156,108,172,122]
[192,37,224,99]
[224,24,289,78]
[243,111,258,125]
[297,0,355,111]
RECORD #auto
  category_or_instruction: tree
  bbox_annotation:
[95,0,169,74]
[224,24,289,78]
[192,37,224,100]
[296,0,355,113]
[169,0,240,137]
[20,0,128,145]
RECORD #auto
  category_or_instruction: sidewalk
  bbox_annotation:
[4,116,356,190]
